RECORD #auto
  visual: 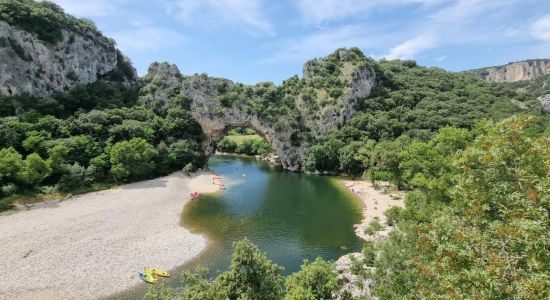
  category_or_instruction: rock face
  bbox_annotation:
[139,62,182,111]
[335,253,374,299]
[467,59,550,83]
[0,21,120,97]
[140,49,376,171]
[538,94,550,112]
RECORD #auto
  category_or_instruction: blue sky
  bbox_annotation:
[51,0,550,84]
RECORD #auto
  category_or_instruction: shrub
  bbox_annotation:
[40,185,59,194]
[285,258,338,300]
[364,217,382,236]
[0,197,14,211]
[182,163,195,175]
[19,153,51,185]
[109,138,157,181]
[58,163,95,191]
[384,206,403,226]
[1,183,18,196]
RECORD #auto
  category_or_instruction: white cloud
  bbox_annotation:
[436,54,448,61]
[49,0,120,18]
[384,34,437,59]
[429,0,518,24]
[530,15,550,42]
[109,27,186,53]
[294,0,449,25]
[160,0,273,35]
[263,25,375,63]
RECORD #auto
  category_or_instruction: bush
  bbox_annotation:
[58,163,95,191]
[216,239,285,299]
[384,206,402,226]
[40,185,59,194]
[182,163,195,175]
[109,138,157,181]
[364,218,382,236]
[362,241,376,265]
[19,153,51,186]
[0,197,14,211]
[217,138,237,153]
[285,258,338,300]
[1,183,18,196]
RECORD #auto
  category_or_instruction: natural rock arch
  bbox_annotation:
[190,106,295,168]
[140,49,376,171]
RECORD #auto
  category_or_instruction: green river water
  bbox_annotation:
[119,155,363,298]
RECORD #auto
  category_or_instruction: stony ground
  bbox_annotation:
[0,172,219,300]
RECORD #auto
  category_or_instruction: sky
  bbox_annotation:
[50,0,550,84]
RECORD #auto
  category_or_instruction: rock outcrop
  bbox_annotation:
[140,49,376,171]
[467,59,550,83]
[335,253,374,299]
[0,20,124,97]
[538,94,550,112]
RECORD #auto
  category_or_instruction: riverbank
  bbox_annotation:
[340,180,405,241]
[0,171,219,300]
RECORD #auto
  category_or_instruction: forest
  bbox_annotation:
[143,116,550,299]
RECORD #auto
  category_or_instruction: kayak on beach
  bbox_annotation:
[145,267,170,277]
[138,272,157,284]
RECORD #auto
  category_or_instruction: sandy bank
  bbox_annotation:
[0,171,219,300]
[341,180,405,241]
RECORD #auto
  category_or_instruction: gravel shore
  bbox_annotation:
[0,172,219,300]
[341,180,405,241]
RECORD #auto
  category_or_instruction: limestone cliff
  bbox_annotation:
[0,20,133,98]
[140,48,376,171]
[467,59,550,83]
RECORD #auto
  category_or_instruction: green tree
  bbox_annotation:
[216,238,285,300]
[19,153,51,185]
[285,258,338,300]
[338,141,364,175]
[58,163,95,191]
[400,126,471,201]
[109,138,157,181]
[168,140,198,168]
[0,147,24,182]
[371,135,410,188]
[373,116,550,299]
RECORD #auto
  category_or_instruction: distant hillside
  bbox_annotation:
[465,59,550,83]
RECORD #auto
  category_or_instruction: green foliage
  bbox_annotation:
[182,162,195,175]
[1,183,18,196]
[217,133,272,155]
[301,139,343,173]
[109,138,157,181]
[285,258,338,300]
[217,137,237,153]
[364,218,382,236]
[372,116,550,299]
[19,153,51,185]
[0,0,102,44]
[216,238,285,299]
[0,102,205,203]
[144,283,176,300]
[0,147,24,182]
[384,206,402,226]
[58,163,95,191]
[361,242,376,266]
[2,81,139,119]
[149,239,285,300]
[400,126,471,200]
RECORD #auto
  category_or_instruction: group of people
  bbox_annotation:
[190,192,201,200]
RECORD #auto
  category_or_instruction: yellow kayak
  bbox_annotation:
[145,267,170,277]
[139,272,157,284]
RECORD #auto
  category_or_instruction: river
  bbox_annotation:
[119,155,363,299]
